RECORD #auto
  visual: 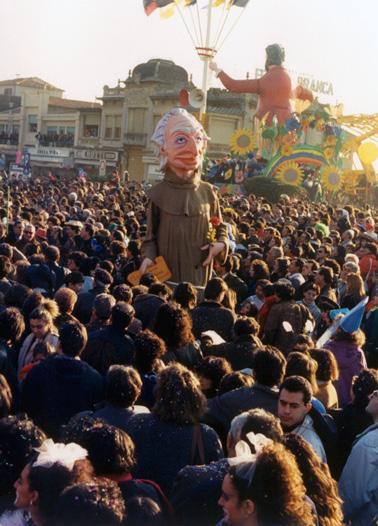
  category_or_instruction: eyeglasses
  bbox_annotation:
[24,230,33,235]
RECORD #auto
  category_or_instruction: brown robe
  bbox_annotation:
[141,169,228,287]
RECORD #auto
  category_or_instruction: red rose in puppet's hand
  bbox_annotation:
[210,216,221,227]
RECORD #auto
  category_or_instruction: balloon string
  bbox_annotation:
[217,6,246,53]
[195,0,204,47]
[213,2,231,51]
[188,3,201,47]
[174,1,198,48]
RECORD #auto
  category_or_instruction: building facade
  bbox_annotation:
[0,64,257,182]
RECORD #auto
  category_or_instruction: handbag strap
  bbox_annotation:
[190,424,206,465]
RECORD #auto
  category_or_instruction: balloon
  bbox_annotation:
[358,142,378,165]
[262,127,277,139]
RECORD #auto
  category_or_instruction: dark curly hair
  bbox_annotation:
[134,329,166,374]
[153,302,194,350]
[153,364,206,425]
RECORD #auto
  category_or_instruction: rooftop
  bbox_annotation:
[0,77,63,92]
[48,96,101,110]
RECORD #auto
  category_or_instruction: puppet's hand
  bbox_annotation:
[209,61,222,76]
[201,242,225,267]
[140,258,154,275]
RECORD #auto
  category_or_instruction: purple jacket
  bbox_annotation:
[325,340,366,408]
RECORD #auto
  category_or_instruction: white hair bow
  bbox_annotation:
[228,432,272,484]
[33,439,87,471]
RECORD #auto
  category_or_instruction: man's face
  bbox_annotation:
[314,272,324,287]
[80,227,89,240]
[302,263,312,278]
[23,225,35,242]
[278,388,311,429]
[366,389,378,420]
[255,285,264,299]
[161,113,206,179]
[13,222,23,237]
[288,260,298,274]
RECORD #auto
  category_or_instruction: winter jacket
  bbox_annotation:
[339,423,378,526]
[133,293,165,330]
[191,301,235,342]
[21,354,104,438]
[325,340,367,408]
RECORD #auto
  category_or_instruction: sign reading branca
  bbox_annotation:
[255,68,334,97]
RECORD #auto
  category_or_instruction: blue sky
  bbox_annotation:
[1,0,377,115]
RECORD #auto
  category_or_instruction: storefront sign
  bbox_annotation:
[255,68,334,97]
[28,147,71,160]
[74,149,118,162]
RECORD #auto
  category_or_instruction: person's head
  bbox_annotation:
[310,348,339,383]
[111,301,135,331]
[352,368,378,408]
[278,376,313,430]
[80,223,95,241]
[302,282,320,305]
[14,440,93,523]
[92,293,116,322]
[76,423,136,477]
[134,329,166,374]
[273,282,295,302]
[283,434,343,525]
[233,316,260,338]
[249,259,270,280]
[64,271,84,294]
[59,322,88,357]
[314,266,334,288]
[112,284,133,304]
[254,279,270,300]
[239,409,283,449]
[0,306,25,345]
[219,442,313,526]
[366,388,378,422]
[43,245,60,263]
[29,307,55,339]
[32,341,54,364]
[105,365,142,408]
[151,108,208,178]
[148,282,171,301]
[0,255,12,280]
[153,364,206,425]
[331,327,366,348]
[0,416,46,496]
[23,223,36,241]
[196,356,232,398]
[54,480,125,526]
[204,277,228,302]
[345,272,365,297]
[153,301,194,349]
[173,281,198,310]
[253,346,286,387]
[285,352,318,395]
[219,371,254,395]
[265,43,285,68]
[54,288,77,315]
[93,268,113,289]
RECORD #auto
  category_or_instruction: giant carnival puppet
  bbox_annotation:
[140,108,228,288]
[210,43,313,125]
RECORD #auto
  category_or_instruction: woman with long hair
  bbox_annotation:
[1,439,93,526]
[283,434,343,526]
[218,442,315,526]
[153,302,201,369]
[340,272,366,310]
[310,348,339,410]
[125,363,223,495]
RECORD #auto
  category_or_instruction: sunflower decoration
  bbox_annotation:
[281,144,294,157]
[325,135,337,147]
[324,147,335,161]
[229,129,256,155]
[321,166,343,192]
[276,161,304,186]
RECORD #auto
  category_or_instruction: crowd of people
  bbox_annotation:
[0,172,377,526]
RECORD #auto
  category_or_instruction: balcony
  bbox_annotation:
[124,132,147,147]
[0,133,19,146]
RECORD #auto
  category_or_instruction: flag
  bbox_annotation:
[143,0,174,16]
[229,0,250,6]
[160,3,176,18]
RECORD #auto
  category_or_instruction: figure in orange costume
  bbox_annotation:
[210,44,313,125]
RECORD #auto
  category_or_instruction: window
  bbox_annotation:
[67,127,75,135]
[47,126,58,135]
[104,115,113,139]
[28,114,38,133]
[114,115,122,139]
[128,108,146,134]
[4,88,12,96]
